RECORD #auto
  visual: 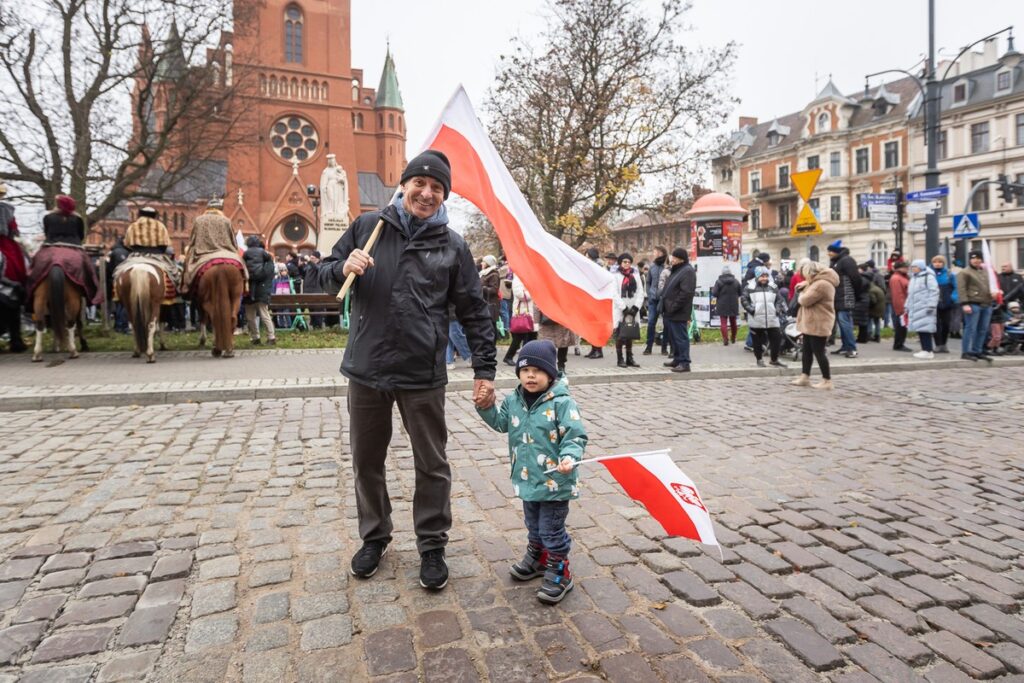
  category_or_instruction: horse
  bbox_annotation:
[31,266,84,362]
[115,263,165,362]
[195,263,244,358]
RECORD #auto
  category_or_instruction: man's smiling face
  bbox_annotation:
[401,176,444,219]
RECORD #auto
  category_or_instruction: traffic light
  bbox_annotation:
[998,174,1013,203]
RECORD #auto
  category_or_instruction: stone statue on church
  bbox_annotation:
[319,154,349,226]
[318,154,350,253]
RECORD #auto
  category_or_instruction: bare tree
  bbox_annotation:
[486,0,736,247]
[0,0,248,229]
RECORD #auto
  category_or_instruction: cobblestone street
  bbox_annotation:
[0,366,1021,682]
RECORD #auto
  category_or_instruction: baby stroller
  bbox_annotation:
[1003,301,1024,354]
[782,315,802,362]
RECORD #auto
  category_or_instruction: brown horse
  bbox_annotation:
[32,266,84,362]
[115,263,166,362]
[195,263,244,358]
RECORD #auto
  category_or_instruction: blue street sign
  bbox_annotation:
[906,186,949,201]
[952,213,980,239]
[859,193,897,207]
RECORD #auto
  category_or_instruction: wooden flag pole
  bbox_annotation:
[335,217,385,302]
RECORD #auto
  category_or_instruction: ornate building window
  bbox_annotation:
[284,5,303,63]
[817,112,830,133]
[869,240,888,265]
[270,115,319,162]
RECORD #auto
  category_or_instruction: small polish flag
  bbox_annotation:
[420,86,619,345]
[554,449,719,550]
[981,239,1003,305]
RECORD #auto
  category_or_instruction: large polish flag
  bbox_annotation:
[599,452,720,548]
[421,86,618,345]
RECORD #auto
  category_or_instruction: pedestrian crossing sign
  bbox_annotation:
[952,213,979,239]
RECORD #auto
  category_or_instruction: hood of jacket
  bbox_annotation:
[745,277,777,292]
[718,272,737,285]
[811,268,840,287]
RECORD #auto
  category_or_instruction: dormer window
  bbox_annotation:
[953,82,967,104]
[767,132,780,147]
[817,112,830,133]
[873,100,890,117]
[996,70,1012,93]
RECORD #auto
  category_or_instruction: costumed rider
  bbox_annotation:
[179,197,244,297]
[117,207,181,284]
[26,194,103,310]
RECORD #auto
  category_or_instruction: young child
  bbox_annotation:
[477,339,588,604]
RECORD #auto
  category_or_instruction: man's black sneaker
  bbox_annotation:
[844,350,858,358]
[894,346,914,352]
[419,549,448,590]
[350,541,388,578]
[663,360,677,367]
[510,544,547,581]
[961,353,978,361]
[537,554,573,604]
[769,360,787,368]
[671,364,690,373]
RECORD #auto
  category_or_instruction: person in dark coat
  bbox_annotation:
[827,240,863,358]
[319,149,497,591]
[243,236,276,344]
[853,268,873,344]
[302,251,333,329]
[107,237,130,333]
[710,266,742,345]
[478,254,501,323]
[643,246,667,355]
[659,247,696,372]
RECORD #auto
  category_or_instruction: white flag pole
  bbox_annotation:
[543,448,671,474]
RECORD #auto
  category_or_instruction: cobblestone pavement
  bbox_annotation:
[0,367,1021,682]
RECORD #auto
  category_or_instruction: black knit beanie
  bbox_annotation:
[672,247,688,262]
[516,340,558,381]
[400,150,452,199]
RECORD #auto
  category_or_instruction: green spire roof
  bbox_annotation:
[155,21,188,81]
[375,48,403,111]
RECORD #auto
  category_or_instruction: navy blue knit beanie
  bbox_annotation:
[400,150,452,199]
[517,340,558,380]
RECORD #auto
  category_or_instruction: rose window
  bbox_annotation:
[270,116,318,162]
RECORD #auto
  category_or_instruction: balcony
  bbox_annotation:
[755,184,798,201]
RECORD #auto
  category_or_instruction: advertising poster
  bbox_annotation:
[723,220,743,263]
[695,221,723,257]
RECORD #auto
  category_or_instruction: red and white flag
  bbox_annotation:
[421,86,618,345]
[597,451,719,549]
[982,239,1004,304]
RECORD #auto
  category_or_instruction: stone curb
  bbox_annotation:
[2,357,1021,412]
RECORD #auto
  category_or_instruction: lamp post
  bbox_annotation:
[865,7,1014,259]
[306,184,320,245]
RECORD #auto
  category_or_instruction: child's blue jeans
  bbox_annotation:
[523,500,571,556]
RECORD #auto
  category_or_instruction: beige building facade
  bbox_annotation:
[714,36,1024,270]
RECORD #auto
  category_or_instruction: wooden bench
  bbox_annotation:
[268,293,341,319]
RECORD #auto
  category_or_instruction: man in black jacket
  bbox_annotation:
[659,247,696,372]
[827,240,863,358]
[320,150,496,591]
[243,236,276,344]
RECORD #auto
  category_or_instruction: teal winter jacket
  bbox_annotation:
[477,376,588,501]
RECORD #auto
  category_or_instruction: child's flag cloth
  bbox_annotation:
[600,452,719,548]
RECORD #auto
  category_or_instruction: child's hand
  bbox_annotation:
[556,457,575,474]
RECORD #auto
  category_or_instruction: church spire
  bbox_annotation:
[374,47,403,111]
[155,21,189,81]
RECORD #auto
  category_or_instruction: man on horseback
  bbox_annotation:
[118,207,180,293]
[179,197,243,296]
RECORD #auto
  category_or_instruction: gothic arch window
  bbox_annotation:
[259,75,267,95]
[809,245,820,261]
[378,113,383,128]
[388,113,395,130]
[356,113,363,129]
[311,80,319,99]
[301,79,309,99]
[352,81,359,101]
[817,112,830,133]
[321,83,328,100]
[284,4,303,63]
[269,76,277,96]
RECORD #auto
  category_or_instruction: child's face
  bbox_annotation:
[519,366,552,393]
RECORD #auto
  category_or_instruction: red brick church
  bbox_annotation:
[88,0,407,258]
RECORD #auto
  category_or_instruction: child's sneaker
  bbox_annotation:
[509,544,547,581]
[537,554,573,604]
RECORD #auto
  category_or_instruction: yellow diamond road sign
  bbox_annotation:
[789,168,823,236]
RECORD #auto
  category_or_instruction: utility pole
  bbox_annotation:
[923,0,940,259]
[895,186,905,254]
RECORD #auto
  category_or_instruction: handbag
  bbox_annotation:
[616,311,641,340]
[787,292,800,317]
[510,301,534,334]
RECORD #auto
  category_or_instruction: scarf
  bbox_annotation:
[619,266,637,299]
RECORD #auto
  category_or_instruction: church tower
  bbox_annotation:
[223,0,406,257]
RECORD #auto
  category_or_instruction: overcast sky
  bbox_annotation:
[352,0,1021,153]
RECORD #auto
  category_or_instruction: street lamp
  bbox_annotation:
[865,10,1014,259]
[306,183,320,243]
